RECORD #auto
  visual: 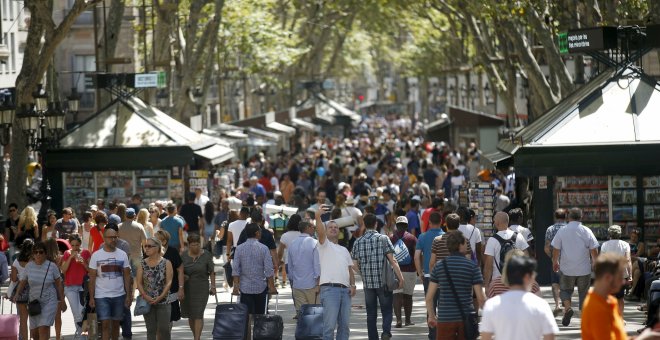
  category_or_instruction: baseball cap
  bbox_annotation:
[126,208,136,218]
[411,195,421,202]
[395,216,408,225]
[108,214,122,225]
[274,190,282,197]
[608,225,622,236]
[90,204,98,211]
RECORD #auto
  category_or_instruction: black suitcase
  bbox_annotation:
[253,294,284,340]
[295,304,324,340]
[213,295,249,340]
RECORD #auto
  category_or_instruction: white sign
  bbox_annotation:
[134,74,158,88]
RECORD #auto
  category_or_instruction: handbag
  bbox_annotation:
[133,295,151,316]
[223,261,233,288]
[27,261,51,316]
[443,260,479,340]
[381,255,399,291]
[0,286,18,339]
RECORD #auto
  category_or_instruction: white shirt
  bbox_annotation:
[601,239,631,278]
[195,194,210,214]
[228,219,248,248]
[551,221,599,276]
[342,206,363,232]
[481,290,559,340]
[509,225,534,242]
[484,230,529,278]
[458,224,482,255]
[89,247,131,298]
[279,230,301,264]
[318,239,353,287]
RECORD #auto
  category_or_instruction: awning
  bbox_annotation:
[425,116,452,132]
[193,144,234,165]
[267,121,296,136]
[245,127,281,141]
[482,149,513,168]
[46,146,194,171]
[291,118,319,131]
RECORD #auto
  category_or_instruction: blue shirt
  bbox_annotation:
[416,228,445,275]
[232,238,274,294]
[251,184,266,197]
[406,210,421,235]
[160,216,184,248]
[287,234,320,289]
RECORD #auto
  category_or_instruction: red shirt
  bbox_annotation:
[90,226,104,253]
[62,249,91,286]
[421,207,439,233]
[258,176,273,193]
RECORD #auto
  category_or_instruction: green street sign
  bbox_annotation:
[157,71,167,88]
[558,32,568,54]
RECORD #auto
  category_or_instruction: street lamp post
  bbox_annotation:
[0,84,78,225]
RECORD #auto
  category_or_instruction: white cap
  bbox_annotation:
[395,216,408,224]
[274,190,282,197]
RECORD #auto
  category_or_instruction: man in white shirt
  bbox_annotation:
[89,226,132,340]
[457,207,483,266]
[194,188,210,214]
[483,212,529,290]
[315,207,356,340]
[226,207,250,256]
[551,207,599,327]
[494,188,510,212]
[508,208,535,258]
[481,256,558,340]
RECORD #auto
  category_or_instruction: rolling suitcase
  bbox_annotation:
[295,304,324,340]
[212,294,249,340]
[0,287,18,340]
[253,294,284,340]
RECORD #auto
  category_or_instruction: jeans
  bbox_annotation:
[423,277,438,340]
[559,272,591,310]
[96,294,125,321]
[64,285,84,332]
[320,286,350,340]
[364,287,393,340]
[144,303,172,340]
[121,305,132,338]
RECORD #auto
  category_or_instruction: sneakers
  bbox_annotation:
[562,309,574,326]
[382,333,392,340]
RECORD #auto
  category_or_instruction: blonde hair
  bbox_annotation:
[18,206,38,230]
[502,248,525,286]
[137,208,149,226]
[147,237,164,255]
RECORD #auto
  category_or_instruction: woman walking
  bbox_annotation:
[9,239,33,340]
[89,211,107,253]
[61,234,91,337]
[137,237,174,340]
[15,206,39,246]
[150,208,162,234]
[80,211,94,251]
[138,208,154,238]
[181,233,216,340]
[41,211,58,241]
[203,201,215,249]
[154,230,184,328]
[45,238,66,340]
[12,241,65,340]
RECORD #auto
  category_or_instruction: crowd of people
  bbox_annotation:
[0,118,659,340]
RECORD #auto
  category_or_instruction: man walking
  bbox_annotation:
[581,253,627,340]
[232,223,278,314]
[483,212,529,291]
[89,225,132,340]
[389,216,417,328]
[480,256,558,340]
[118,208,147,279]
[415,211,444,340]
[160,203,185,253]
[544,208,567,315]
[288,220,321,315]
[508,208,535,258]
[55,207,79,240]
[179,192,203,235]
[351,213,404,340]
[551,207,599,326]
[315,207,356,340]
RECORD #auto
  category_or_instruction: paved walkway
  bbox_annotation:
[1,258,648,339]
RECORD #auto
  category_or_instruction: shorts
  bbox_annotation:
[394,271,417,295]
[550,270,560,285]
[130,258,141,278]
[96,295,126,321]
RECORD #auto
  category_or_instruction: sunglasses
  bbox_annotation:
[8,209,16,213]
[144,244,158,249]
[33,250,45,254]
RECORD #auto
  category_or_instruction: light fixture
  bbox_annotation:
[67,88,81,114]
[32,84,48,112]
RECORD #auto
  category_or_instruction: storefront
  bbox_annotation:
[504,66,660,283]
[48,96,234,214]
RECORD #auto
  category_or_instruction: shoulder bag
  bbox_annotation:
[381,235,399,291]
[27,261,51,316]
[442,260,478,340]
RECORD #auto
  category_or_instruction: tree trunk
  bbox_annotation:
[97,0,125,108]
[7,0,97,213]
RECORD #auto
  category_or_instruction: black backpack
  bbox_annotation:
[492,232,518,273]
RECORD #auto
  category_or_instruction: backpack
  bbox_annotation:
[393,237,412,266]
[492,232,518,273]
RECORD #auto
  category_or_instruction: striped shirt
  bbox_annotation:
[351,230,395,289]
[232,238,274,294]
[430,254,483,322]
[487,276,541,298]
[431,233,472,264]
